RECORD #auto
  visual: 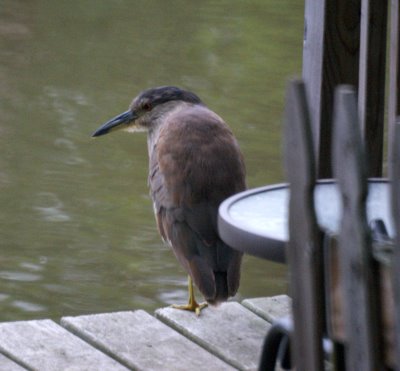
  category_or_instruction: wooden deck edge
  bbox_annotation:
[0,295,291,371]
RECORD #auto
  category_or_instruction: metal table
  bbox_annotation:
[218,179,392,263]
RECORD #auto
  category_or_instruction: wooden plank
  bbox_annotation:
[322,234,347,370]
[283,79,325,371]
[332,85,382,370]
[388,0,400,166]
[358,0,387,177]
[302,0,326,166]
[61,310,234,371]
[0,319,128,371]
[0,353,26,371]
[379,259,397,369]
[302,0,361,177]
[155,302,270,371]
[390,119,400,368]
[323,234,342,341]
[241,295,291,323]
[389,4,400,366]
[325,234,397,368]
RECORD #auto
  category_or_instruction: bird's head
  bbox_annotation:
[92,86,203,137]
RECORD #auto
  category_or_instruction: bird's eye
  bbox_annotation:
[143,102,152,111]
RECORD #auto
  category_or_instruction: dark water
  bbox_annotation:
[0,0,303,320]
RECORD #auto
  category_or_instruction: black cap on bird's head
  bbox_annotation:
[92,86,203,137]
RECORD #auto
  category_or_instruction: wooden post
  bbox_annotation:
[284,79,325,371]
[388,0,400,167]
[332,86,382,370]
[358,0,387,177]
[390,119,400,368]
[387,7,400,363]
[302,0,361,178]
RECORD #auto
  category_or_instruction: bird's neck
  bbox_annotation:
[147,127,160,159]
[145,101,187,158]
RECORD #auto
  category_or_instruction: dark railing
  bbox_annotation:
[281,80,397,370]
[261,1,400,370]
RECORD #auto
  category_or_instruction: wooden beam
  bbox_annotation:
[332,86,382,370]
[303,0,361,178]
[302,0,326,168]
[388,0,400,165]
[358,0,388,177]
[284,79,325,371]
[388,3,400,364]
[390,119,400,369]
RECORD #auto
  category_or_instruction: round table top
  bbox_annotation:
[218,179,392,263]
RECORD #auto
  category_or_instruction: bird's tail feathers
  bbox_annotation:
[207,271,229,305]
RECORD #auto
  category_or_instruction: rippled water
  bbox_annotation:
[0,0,303,320]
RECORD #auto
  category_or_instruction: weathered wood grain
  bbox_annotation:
[332,85,382,370]
[0,353,26,371]
[388,0,400,168]
[284,79,325,371]
[61,310,234,371]
[324,233,397,368]
[323,234,342,341]
[302,0,326,165]
[0,319,128,371]
[241,295,291,323]
[302,0,361,177]
[390,119,400,368]
[358,0,387,176]
[155,302,270,371]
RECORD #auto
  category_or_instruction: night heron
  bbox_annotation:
[92,86,246,314]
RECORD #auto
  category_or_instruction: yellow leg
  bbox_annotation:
[171,276,208,316]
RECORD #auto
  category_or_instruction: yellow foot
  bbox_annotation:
[171,301,208,316]
[172,275,208,315]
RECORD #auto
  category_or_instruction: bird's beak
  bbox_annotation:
[92,110,137,137]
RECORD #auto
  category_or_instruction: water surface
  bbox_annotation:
[0,0,303,320]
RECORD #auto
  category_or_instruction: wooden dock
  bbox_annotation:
[0,295,290,371]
